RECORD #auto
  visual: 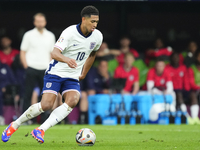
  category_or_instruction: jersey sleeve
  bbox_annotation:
[93,31,103,51]
[20,32,29,51]
[147,69,154,81]
[54,29,71,52]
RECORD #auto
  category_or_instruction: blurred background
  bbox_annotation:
[1,0,200,126]
[1,1,200,51]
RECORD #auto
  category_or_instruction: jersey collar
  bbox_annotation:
[76,23,92,38]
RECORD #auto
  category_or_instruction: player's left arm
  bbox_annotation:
[132,81,139,95]
[132,69,140,95]
[79,51,97,81]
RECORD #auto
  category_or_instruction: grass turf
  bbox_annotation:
[0,124,200,150]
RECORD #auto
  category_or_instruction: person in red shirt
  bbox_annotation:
[116,36,139,66]
[147,58,176,121]
[187,51,200,124]
[166,52,189,113]
[0,36,19,67]
[114,52,139,94]
[145,38,173,67]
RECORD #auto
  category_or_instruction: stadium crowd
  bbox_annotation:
[0,22,200,125]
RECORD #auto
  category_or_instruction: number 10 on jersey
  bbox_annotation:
[76,52,85,61]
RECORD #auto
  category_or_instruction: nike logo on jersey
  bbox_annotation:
[73,44,79,46]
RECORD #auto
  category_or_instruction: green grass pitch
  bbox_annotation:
[0,124,200,150]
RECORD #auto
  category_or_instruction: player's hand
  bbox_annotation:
[66,58,77,68]
[79,75,85,81]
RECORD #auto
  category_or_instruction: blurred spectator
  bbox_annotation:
[86,60,112,95]
[116,36,139,66]
[20,13,55,123]
[79,60,112,124]
[187,51,200,124]
[96,42,120,61]
[147,58,176,113]
[11,54,44,124]
[11,54,25,98]
[0,60,19,124]
[166,52,189,113]
[145,38,173,67]
[182,41,198,68]
[114,52,139,94]
[0,36,19,67]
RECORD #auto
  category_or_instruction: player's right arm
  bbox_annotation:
[20,51,28,69]
[20,32,29,69]
[51,47,77,68]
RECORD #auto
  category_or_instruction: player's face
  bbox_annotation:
[155,61,165,75]
[34,15,46,30]
[120,38,130,47]
[1,37,11,49]
[98,61,108,73]
[125,55,135,67]
[155,39,164,49]
[188,42,198,53]
[83,15,99,33]
[171,54,179,65]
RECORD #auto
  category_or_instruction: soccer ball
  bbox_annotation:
[75,128,96,146]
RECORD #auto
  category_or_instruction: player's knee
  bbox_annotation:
[41,100,54,111]
[65,96,80,108]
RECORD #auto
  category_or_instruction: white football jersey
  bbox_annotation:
[46,24,103,80]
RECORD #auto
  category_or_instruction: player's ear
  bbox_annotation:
[82,17,86,22]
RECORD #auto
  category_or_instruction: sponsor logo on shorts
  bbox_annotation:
[46,82,52,88]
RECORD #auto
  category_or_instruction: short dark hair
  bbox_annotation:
[81,5,99,18]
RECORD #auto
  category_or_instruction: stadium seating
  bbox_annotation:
[88,92,173,125]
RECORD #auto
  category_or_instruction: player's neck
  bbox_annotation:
[172,63,179,68]
[156,72,163,76]
[121,47,129,53]
[37,28,44,34]
[3,47,12,55]
[123,64,132,72]
[80,25,89,37]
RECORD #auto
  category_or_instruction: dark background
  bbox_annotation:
[0,1,200,53]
